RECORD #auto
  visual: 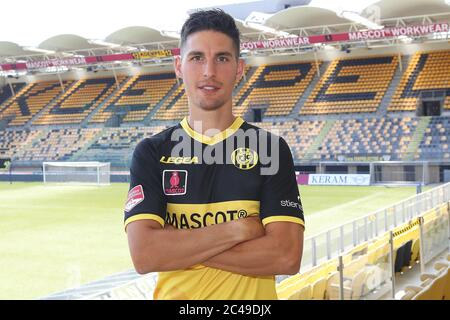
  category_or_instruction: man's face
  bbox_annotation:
[174,30,244,112]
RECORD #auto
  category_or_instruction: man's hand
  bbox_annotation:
[164,223,176,230]
[202,221,304,276]
[232,215,265,242]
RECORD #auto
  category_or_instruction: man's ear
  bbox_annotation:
[174,55,183,79]
[235,58,245,83]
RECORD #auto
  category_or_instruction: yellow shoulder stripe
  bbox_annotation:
[262,216,305,228]
[124,213,165,232]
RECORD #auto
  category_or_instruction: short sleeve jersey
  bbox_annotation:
[124,116,305,300]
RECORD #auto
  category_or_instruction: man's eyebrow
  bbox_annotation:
[216,51,233,57]
[186,51,204,57]
[186,51,234,57]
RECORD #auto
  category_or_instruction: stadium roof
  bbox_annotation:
[264,6,352,31]
[39,35,106,52]
[104,27,179,46]
[365,0,450,20]
[36,31,180,55]
[235,19,268,40]
[0,42,40,58]
[0,0,449,61]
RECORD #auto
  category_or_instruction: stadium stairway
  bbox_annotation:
[80,77,130,127]
[291,61,331,117]
[302,119,336,161]
[23,81,79,129]
[234,66,258,96]
[229,66,258,122]
[0,115,14,130]
[0,83,33,115]
[68,128,106,162]
[233,66,265,118]
[87,75,138,125]
[402,116,432,161]
[0,84,34,128]
[142,81,180,126]
[376,55,411,117]
[0,83,26,114]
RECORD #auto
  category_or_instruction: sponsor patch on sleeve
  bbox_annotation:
[125,185,145,212]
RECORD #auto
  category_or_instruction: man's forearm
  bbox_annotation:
[127,217,263,273]
[202,224,303,276]
[202,235,289,276]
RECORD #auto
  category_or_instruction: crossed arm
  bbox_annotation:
[201,221,304,276]
[126,216,304,276]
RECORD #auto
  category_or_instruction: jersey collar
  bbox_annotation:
[180,116,245,145]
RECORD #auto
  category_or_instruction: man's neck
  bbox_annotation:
[187,107,236,137]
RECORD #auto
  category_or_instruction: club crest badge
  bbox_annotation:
[163,170,187,195]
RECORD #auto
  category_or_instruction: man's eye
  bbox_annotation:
[191,56,202,61]
[218,56,229,62]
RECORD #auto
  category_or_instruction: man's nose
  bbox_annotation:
[203,59,217,78]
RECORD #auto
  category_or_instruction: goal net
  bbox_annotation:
[42,161,110,185]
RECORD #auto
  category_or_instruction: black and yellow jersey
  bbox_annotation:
[124,116,305,300]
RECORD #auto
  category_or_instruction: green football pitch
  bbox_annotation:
[0,181,431,299]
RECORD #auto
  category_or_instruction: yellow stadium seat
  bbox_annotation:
[287,284,312,300]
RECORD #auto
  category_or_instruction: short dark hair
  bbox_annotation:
[180,9,240,58]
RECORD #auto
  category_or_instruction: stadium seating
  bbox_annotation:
[32,78,116,125]
[254,120,325,159]
[152,83,188,120]
[232,66,264,116]
[389,50,450,112]
[2,115,448,164]
[89,73,176,124]
[233,62,318,117]
[417,116,450,160]
[401,254,450,300]
[87,75,128,123]
[0,52,449,166]
[0,129,42,159]
[0,81,73,126]
[76,126,168,166]
[301,55,398,114]
[3,114,450,164]
[317,117,417,161]
[18,128,101,161]
[277,259,339,300]
[276,214,431,300]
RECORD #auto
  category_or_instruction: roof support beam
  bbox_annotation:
[56,72,65,93]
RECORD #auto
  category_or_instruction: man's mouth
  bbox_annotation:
[198,83,221,93]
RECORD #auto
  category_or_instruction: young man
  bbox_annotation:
[124,9,305,300]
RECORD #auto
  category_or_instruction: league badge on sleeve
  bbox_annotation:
[125,185,145,212]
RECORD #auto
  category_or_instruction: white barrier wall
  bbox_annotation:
[308,174,371,186]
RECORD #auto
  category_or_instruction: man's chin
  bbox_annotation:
[197,100,226,111]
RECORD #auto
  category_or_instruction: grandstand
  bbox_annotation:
[316,117,417,161]
[301,56,398,114]
[1,0,449,300]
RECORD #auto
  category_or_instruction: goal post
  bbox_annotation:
[42,161,111,185]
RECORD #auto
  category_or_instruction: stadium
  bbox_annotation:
[0,0,449,300]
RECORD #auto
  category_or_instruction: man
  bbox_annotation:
[124,9,305,300]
